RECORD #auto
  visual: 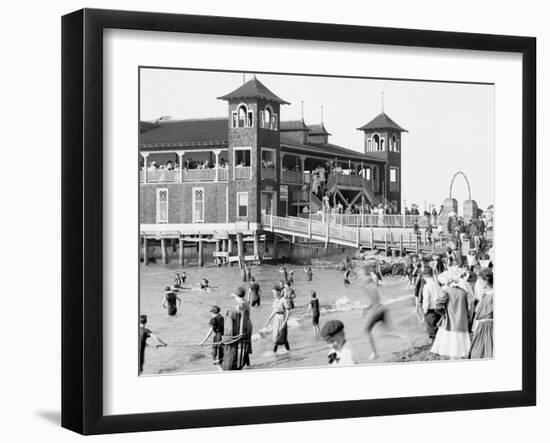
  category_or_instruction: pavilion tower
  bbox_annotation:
[357,103,407,211]
[218,76,289,223]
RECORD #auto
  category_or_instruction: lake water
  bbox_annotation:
[140,262,430,375]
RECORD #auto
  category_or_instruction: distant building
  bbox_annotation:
[139,77,407,228]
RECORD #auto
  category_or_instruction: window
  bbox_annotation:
[391,134,397,152]
[380,138,385,151]
[261,148,276,168]
[247,111,254,128]
[260,106,278,130]
[367,139,372,152]
[390,167,398,183]
[156,188,169,224]
[234,148,251,167]
[192,187,204,223]
[237,192,248,217]
[237,105,247,127]
[373,134,380,151]
[231,112,237,128]
[365,167,371,180]
[262,106,272,128]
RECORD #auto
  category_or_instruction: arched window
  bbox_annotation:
[392,134,397,152]
[238,105,247,127]
[373,134,380,151]
[380,138,385,151]
[367,139,372,152]
[263,106,272,128]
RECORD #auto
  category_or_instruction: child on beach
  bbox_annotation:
[200,278,209,290]
[247,277,261,307]
[161,286,181,316]
[139,314,167,373]
[307,291,321,336]
[279,265,289,284]
[288,270,295,286]
[199,305,225,369]
[304,266,313,281]
[343,268,351,285]
[320,319,357,366]
[174,272,186,288]
[282,282,296,309]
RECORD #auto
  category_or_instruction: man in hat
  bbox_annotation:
[139,314,167,374]
[222,287,253,370]
[320,320,357,366]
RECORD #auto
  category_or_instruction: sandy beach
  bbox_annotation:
[140,260,433,375]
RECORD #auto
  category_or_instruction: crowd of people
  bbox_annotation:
[140,237,494,372]
[141,158,229,172]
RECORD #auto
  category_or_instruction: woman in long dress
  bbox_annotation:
[265,286,290,354]
[222,287,253,370]
[469,269,494,359]
[431,269,472,359]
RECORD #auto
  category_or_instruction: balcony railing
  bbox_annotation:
[234,166,251,180]
[282,170,303,184]
[261,167,276,180]
[183,168,216,182]
[140,167,229,183]
[143,169,179,183]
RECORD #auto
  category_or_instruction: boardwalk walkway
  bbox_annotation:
[262,215,446,255]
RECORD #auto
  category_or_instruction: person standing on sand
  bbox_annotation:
[307,290,321,336]
[357,265,412,360]
[222,287,253,370]
[469,269,494,359]
[304,266,313,281]
[430,270,472,359]
[139,315,167,373]
[265,285,291,355]
[421,267,444,340]
[320,320,358,366]
[161,286,181,316]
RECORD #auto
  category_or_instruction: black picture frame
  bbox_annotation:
[61,8,536,435]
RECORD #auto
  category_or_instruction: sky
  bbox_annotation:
[140,68,495,211]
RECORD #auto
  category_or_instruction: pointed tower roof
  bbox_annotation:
[217,77,290,105]
[357,112,407,132]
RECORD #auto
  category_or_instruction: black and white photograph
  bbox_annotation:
[138,68,495,375]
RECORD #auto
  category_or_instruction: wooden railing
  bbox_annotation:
[183,168,216,182]
[298,213,439,228]
[140,167,229,183]
[234,166,251,180]
[262,214,446,251]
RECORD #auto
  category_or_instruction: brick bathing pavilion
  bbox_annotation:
[139,76,439,266]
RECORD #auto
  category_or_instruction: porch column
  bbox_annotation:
[141,152,149,183]
[213,149,221,182]
[178,152,185,182]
